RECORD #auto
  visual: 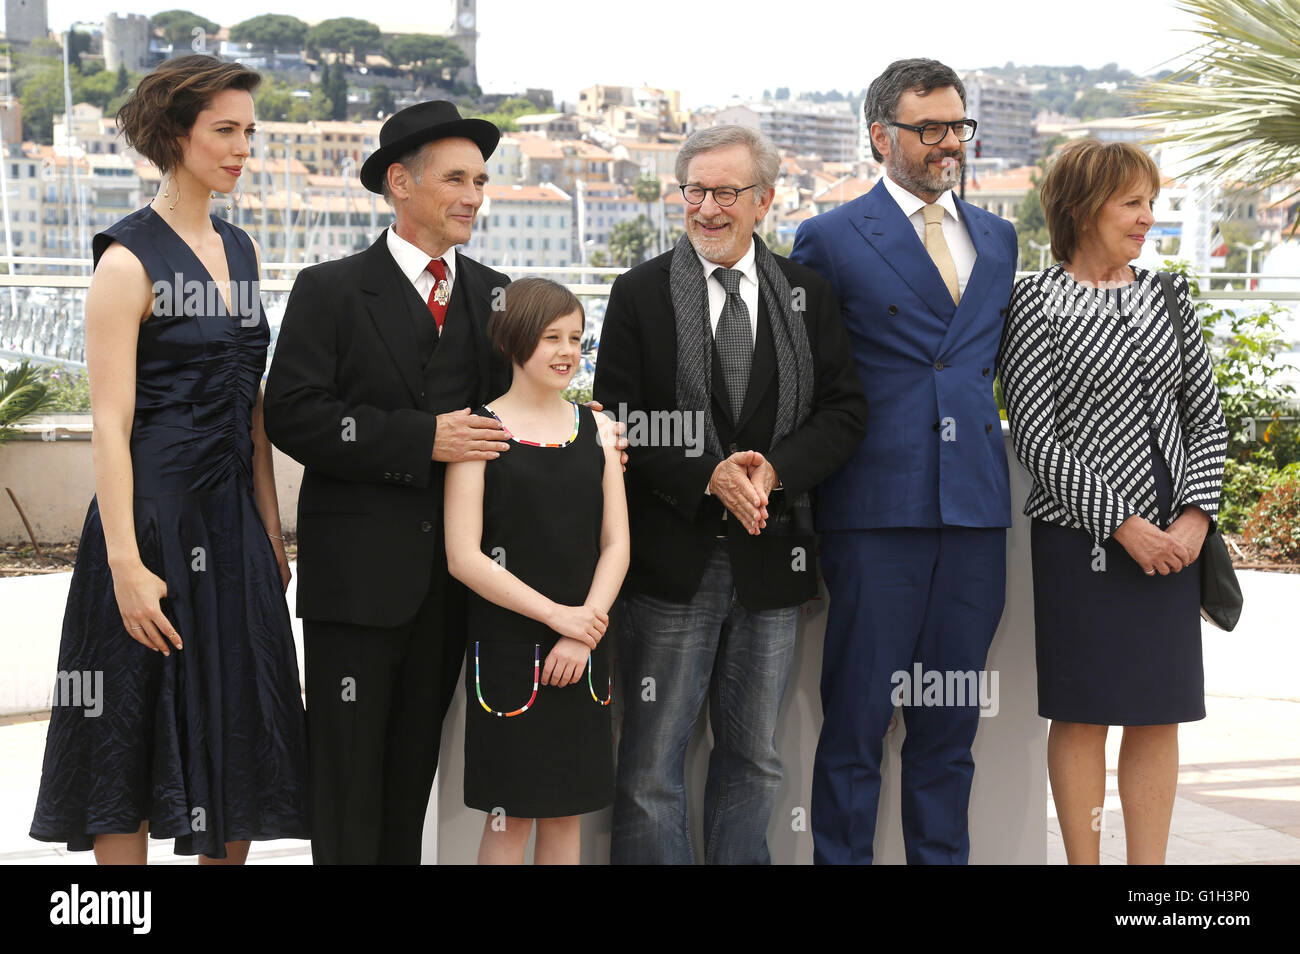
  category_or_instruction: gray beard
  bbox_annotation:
[888,153,963,197]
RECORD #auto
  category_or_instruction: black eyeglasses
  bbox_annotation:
[680,184,759,207]
[889,119,978,145]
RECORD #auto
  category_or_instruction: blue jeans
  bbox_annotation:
[611,543,798,864]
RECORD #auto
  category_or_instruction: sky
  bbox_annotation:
[31,0,1205,107]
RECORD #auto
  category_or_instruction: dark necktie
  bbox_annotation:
[713,267,752,420]
[425,258,449,332]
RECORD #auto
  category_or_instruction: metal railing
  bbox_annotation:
[2,258,1298,368]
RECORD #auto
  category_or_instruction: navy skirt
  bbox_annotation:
[1030,442,1205,725]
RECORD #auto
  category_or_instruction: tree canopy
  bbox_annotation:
[150,10,220,48]
[306,18,381,58]
[386,34,466,84]
[322,61,349,120]
[466,97,543,132]
[229,14,308,50]
[18,60,142,141]
[371,84,395,117]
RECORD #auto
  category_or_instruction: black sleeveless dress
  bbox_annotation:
[29,207,310,856]
[463,402,615,818]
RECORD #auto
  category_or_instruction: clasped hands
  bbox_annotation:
[543,603,608,687]
[710,450,778,535]
[1113,507,1210,576]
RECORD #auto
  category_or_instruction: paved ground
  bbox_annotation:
[2,568,1296,865]
[1046,695,1300,864]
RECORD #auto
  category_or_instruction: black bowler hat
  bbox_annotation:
[359,100,501,194]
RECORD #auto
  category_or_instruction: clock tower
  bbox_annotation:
[450,0,478,89]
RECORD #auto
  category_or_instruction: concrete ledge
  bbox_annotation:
[1,415,306,545]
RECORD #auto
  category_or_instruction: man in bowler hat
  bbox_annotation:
[264,102,514,864]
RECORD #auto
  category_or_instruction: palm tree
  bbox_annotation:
[0,362,55,447]
[1141,0,1300,211]
[633,174,663,255]
[609,217,654,268]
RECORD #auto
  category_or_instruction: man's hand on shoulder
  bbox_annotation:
[432,408,510,462]
[585,399,629,471]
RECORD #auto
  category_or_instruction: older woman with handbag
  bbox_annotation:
[997,138,1228,864]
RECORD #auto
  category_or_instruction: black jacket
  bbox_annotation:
[593,248,867,609]
[263,232,510,626]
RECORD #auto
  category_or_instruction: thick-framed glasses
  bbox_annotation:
[680,184,759,207]
[889,119,978,144]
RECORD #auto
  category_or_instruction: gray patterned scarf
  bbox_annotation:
[668,232,815,509]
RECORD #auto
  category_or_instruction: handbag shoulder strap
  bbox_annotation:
[1157,271,1187,406]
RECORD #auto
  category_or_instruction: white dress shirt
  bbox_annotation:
[881,174,977,296]
[697,241,759,343]
[386,227,458,305]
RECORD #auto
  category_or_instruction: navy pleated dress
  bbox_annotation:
[29,206,310,856]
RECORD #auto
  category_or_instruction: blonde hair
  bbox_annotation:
[1039,138,1161,264]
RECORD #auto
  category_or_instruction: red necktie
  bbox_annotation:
[425,258,448,332]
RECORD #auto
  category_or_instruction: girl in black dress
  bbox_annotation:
[445,278,628,864]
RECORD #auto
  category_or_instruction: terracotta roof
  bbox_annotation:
[965,166,1036,192]
[518,138,614,161]
[616,140,677,151]
[814,176,876,204]
[485,184,571,202]
[239,193,311,212]
[257,121,319,135]
[305,194,373,213]
[306,173,365,189]
[245,156,311,176]
[315,121,383,135]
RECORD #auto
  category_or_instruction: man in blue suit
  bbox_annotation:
[791,58,1016,864]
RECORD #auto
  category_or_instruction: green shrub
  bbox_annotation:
[1218,457,1282,534]
[1243,478,1300,561]
[39,366,92,413]
[1163,260,1296,463]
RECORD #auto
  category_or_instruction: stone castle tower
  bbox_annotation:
[449,0,478,89]
[4,0,48,44]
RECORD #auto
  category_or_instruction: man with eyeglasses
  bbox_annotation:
[791,58,1017,864]
[594,124,866,864]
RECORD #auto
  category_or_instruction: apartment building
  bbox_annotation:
[962,72,1034,166]
[464,183,572,269]
[712,101,859,164]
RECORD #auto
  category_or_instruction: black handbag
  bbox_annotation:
[1157,272,1243,631]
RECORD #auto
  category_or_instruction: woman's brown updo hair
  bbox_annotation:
[116,54,261,174]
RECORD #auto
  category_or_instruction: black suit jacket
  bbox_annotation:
[263,232,511,626]
[593,248,867,610]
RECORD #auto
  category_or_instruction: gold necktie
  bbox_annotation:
[922,203,960,305]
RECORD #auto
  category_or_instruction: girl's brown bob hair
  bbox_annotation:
[116,54,261,174]
[487,277,585,367]
[1038,138,1161,264]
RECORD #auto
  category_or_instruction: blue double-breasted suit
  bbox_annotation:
[792,179,1017,863]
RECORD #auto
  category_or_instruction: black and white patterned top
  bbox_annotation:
[997,264,1228,544]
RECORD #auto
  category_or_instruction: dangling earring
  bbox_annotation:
[165,176,180,212]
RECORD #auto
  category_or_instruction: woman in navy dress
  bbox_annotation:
[29,55,309,863]
[999,139,1227,864]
